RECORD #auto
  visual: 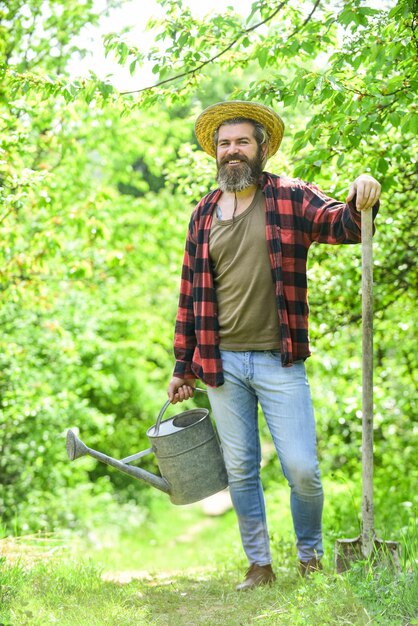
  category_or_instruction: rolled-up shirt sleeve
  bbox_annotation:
[173,216,198,379]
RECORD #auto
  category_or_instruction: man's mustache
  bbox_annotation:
[219,154,250,166]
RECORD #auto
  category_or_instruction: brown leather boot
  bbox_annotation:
[299,557,323,577]
[236,563,276,591]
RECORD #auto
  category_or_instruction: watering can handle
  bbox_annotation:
[154,388,207,435]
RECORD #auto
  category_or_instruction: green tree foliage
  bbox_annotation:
[0,0,127,530]
[0,0,197,530]
[1,0,417,532]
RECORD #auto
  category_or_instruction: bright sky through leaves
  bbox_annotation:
[69,0,253,90]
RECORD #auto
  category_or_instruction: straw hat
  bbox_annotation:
[195,100,285,158]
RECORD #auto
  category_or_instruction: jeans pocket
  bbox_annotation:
[266,350,281,361]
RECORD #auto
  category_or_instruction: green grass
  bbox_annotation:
[3,555,417,625]
[0,555,26,612]
[1,483,417,625]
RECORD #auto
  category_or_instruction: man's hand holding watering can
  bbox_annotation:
[168,377,196,404]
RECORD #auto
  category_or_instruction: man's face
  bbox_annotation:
[215,122,265,192]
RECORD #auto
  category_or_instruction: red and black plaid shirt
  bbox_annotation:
[173,172,378,387]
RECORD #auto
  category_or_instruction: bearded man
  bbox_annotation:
[167,101,380,590]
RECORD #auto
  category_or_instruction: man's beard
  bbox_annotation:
[216,148,264,192]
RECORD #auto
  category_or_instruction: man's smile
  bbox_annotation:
[221,157,249,166]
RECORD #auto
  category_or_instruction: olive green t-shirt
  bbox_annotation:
[209,189,281,350]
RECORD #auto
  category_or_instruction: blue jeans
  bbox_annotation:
[207,350,323,565]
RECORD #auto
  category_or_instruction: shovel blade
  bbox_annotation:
[335,536,401,573]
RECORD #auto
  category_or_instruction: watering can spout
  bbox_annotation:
[66,428,89,460]
[66,429,170,495]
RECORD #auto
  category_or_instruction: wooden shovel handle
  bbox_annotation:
[361,207,375,552]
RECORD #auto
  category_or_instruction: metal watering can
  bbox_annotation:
[66,389,228,505]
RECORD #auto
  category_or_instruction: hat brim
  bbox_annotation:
[195,100,284,158]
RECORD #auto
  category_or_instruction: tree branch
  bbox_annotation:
[287,0,322,39]
[120,1,289,95]
[0,208,14,225]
